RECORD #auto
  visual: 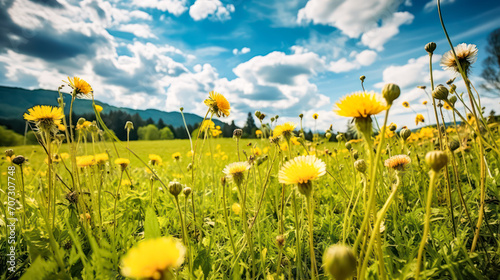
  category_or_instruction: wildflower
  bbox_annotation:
[381,83,400,105]
[425,151,448,172]
[58,123,66,131]
[385,155,411,171]
[121,237,185,280]
[23,105,64,131]
[172,152,181,161]
[255,130,262,137]
[313,113,318,120]
[183,187,192,197]
[443,102,452,110]
[441,43,478,74]
[12,155,25,166]
[432,84,449,100]
[402,101,409,108]
[252,147,262,156]
[94,153,109,165]
[204,91,230,117]
[115,158,130,170]
[125,121,134,130]
[76,121,92,130]
[273,122,296,140]
[64,76,93,98]
[200,120,215,132]
[94,104,103,113]
[223,161,250,186]
[77,155,95,168]
[323,244,357,280]
[415,114,425,125]
[354,159,367,173]
[231,203,241,215]
[168,181,183,197]
[389,123,397,131]
[149,154,163,166]
[425,42,437,54]
[400,128,412,141]
[334,91,387,118]
[278,155,326,196]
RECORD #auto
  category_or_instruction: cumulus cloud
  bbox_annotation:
[233,47,251,55]
[360,12,414,51]
[423,0,455,12]
[117,24,157,38]
[132,0,188,16]
[189,0,235,22]
[328,50,377,73]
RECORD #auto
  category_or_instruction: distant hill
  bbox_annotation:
[0,85,226,127]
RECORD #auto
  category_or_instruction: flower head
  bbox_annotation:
[76,155,95,168]
[64,76,93,98]
[334,91,387,118]
[200,120,215,132]
[273,122,296,140]
[115,158,130,170]
[443,102,452,110]
[94,153,109,165]
[384,155,411,171]
[278,155,326,196]
[149,154,163,166]
[121,237,185,280]
[204,91,230,117]
[313,113,318,120]
[24,105,64,131]
[172,152,181,161]
[232,203,241,215]
[255,130,262,137]
[402,101,409,108]
[223,161,250,186]
[441,43,478,74]
[415,114,425,125]
[423,100,428,105]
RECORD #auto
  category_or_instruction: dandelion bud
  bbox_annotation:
[259,113,266,121]
[168,181,183,197]
[354,159,367,173]
[275,115,279,120]
[425,42,437,54]
[125,121,134,130]
[233,129,243,138]
[360,75,366,82]
[183,187,192,197]
[352,150,359,160]
[449,140,460,151]
[299,113,304,119]
[400,128,412,141]
[187,163,193,171]
[389,123,397,131]
[446,77,456,85]
[345,142,352,150]
[336,134,344,142]
[180,107,184,112]
[425,151,448,172]
[297,181,313,197]
[432,84,449,100]
[276,235,285,247]
[449,95,457,106]
[323,244,357,280]
[270,117,275,122]
[325,132,332,140]
[5,149,14,157]
[77,118,86,125]
[417,85,426,90]
[449,84,457,94]
[382,83,400,105]
[12,155,25,165]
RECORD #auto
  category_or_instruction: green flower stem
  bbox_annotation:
[358,173,401,280]
[292,190,303,280]
[174,195,193,276]
[222,180,237,256]
[415,170,437,280]
[306,194,318,280]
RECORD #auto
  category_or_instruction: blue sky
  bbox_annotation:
[0,0,499,131]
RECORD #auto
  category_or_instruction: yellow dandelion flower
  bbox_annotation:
[223,161,250,186]
[65,76,93,98]
[402,101,410,108]
[278,155,326,196]
[384,154,411,171]
[121,179,132,186]
[313,113,318,120]
[60,153,70,160]
[57,123,66,131]
[273,122,296,139]
[415,114,425,125]
[216,144,221,150]
[121,237,185,280]
[280,142,289,151]
[76,155,95,168]
[263,147,269,154]
[149,154,163,166]
[204,91,230,117]
[221,155,228,161]
[172,152,181,161]
[334,91,387,118]
[291,136,301,146]
[94,153,109,165]
[211,129,222,137]
[200,120,215,132]
[252,147,262,156]
[255,130,262,137]
[76,121,92,130]
[423,100,428,105]
[441,43,478,74]
[443,102,452,110]
[23,105,64,130]
[115,158,130,170]
[231,203,241,215]
[187,150,194,158]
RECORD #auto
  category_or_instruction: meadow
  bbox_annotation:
[1,2,500,280]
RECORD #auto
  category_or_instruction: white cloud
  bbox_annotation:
[232,47,251,55]
[132,0,188,16]
[360,12,414,51]
[297,0,402,38]
[328,50,378,73]
[189,0,235,22]
[117,24,157,38]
